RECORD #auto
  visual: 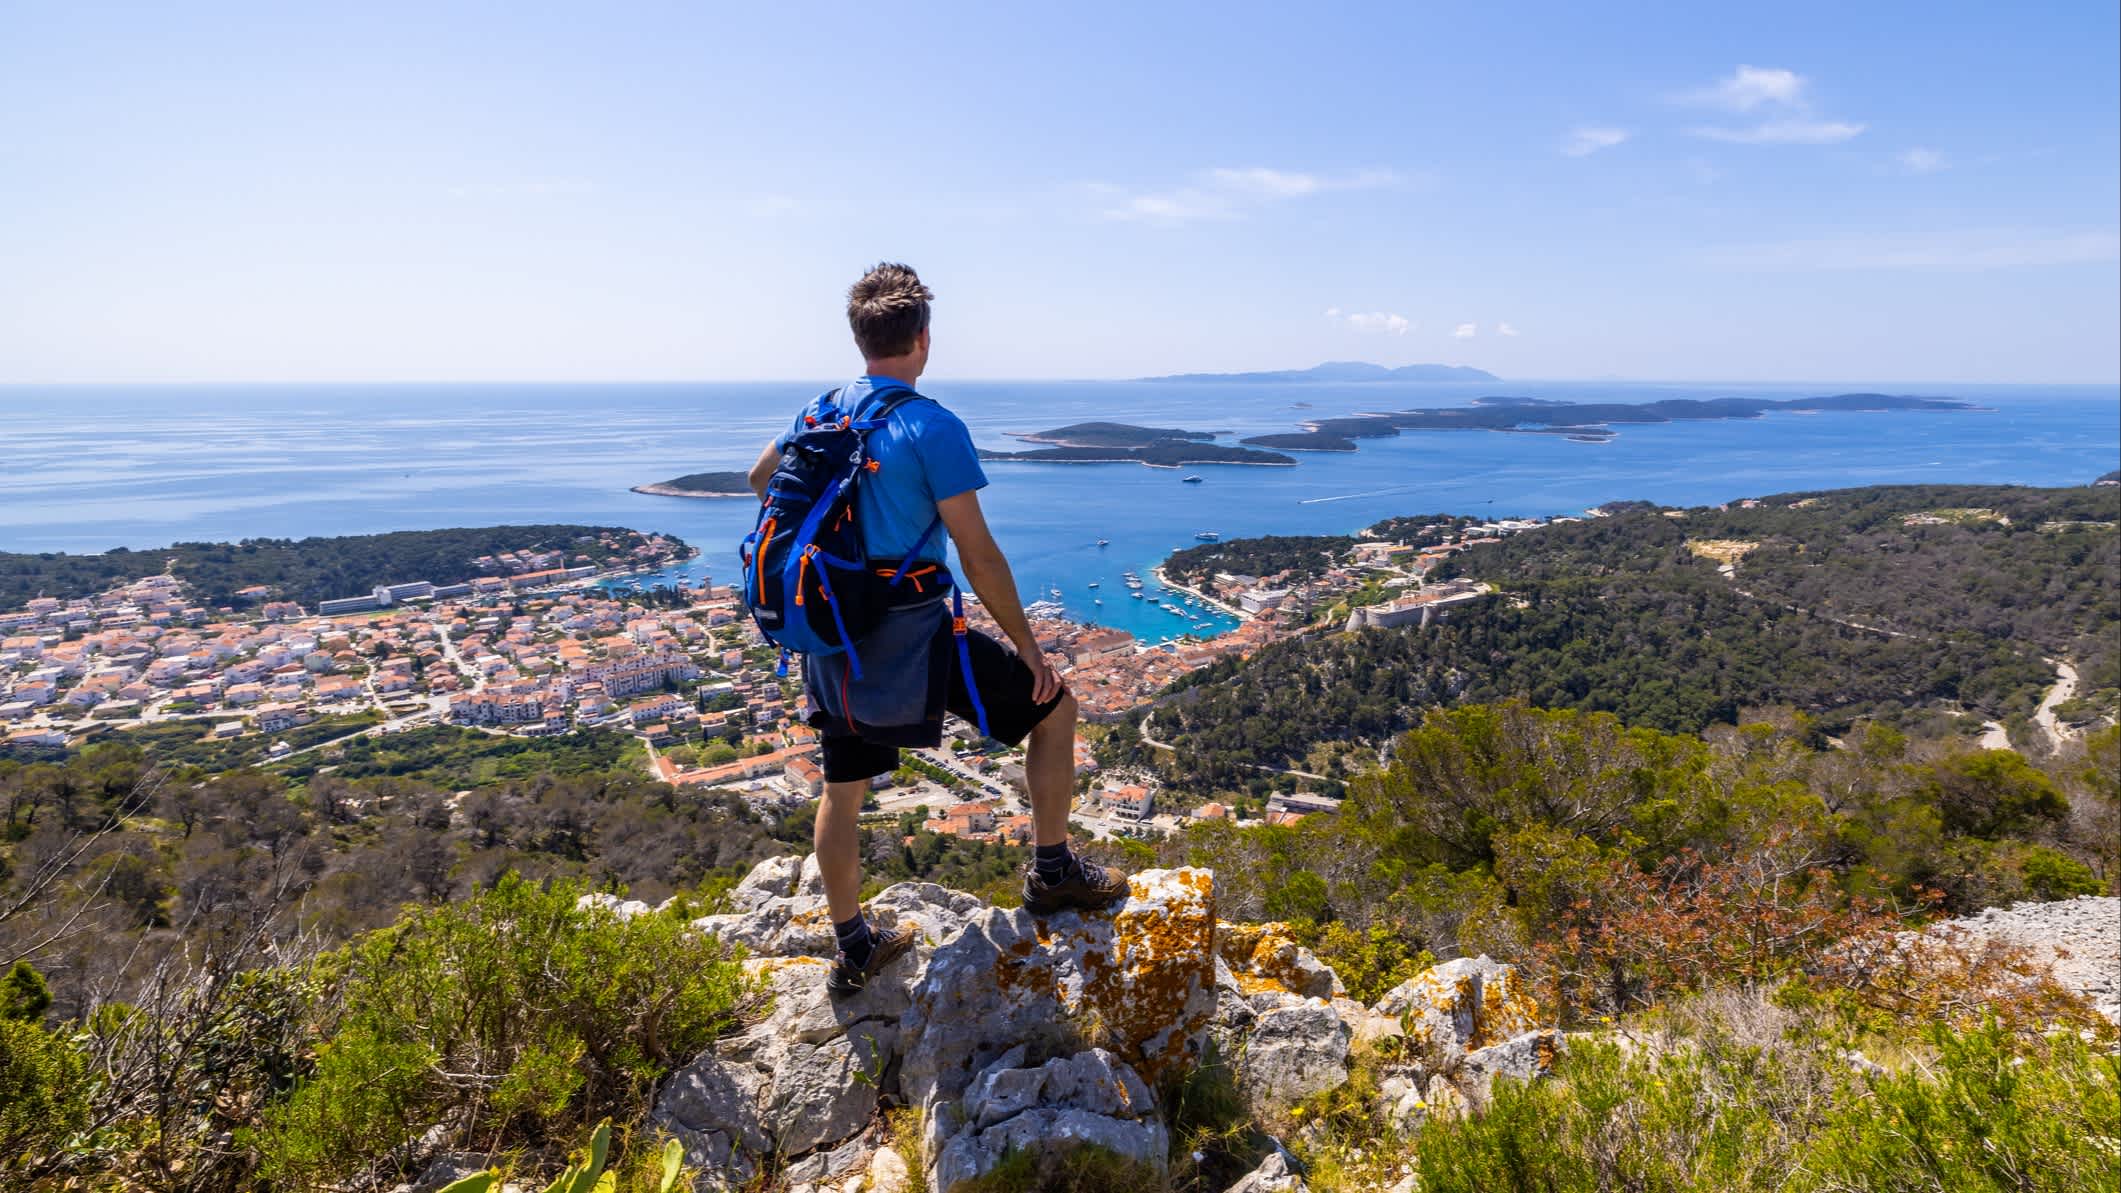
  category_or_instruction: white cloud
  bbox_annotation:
[1680,65,1862,146]
[1685,65,1807,111]
[1208,167,1325,197]
[1107,190,1237,224]
[1330,310,1411,336]
[1563,127,1630,157]
[1704,229,2121,270]
[1692,119,1865,145]
[1496,322,1521,337]
[1451,323,1478,339]
[1896,147,1948,173]
[1098,166,1400,224]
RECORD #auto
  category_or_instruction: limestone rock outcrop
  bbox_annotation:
[900,866,1219,1112]
[658,860,1218,1192]
[1372,955,1541,1060]
[656,855,1562,1192]
[930,1046,1169,1191]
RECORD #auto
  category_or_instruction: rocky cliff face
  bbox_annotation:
[631,859,1566,1193]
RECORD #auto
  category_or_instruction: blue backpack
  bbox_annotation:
[738,386,990,735]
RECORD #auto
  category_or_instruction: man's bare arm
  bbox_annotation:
[746,441,781,502]
[937,490,1062,702]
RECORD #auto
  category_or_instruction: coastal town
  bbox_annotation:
[0,513,1566,839]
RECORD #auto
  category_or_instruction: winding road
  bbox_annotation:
[1729,579,2082,753]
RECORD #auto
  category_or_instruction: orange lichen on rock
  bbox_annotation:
[1068,867,1218,1084]
[1218,921,1339,999]
[746,955,828,975]
[1474,968,1542,1049]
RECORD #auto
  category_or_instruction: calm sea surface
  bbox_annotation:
[3,380,2115,643]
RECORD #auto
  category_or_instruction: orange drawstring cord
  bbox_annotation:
[755,517,777,602]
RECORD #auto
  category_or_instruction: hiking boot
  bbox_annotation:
[1021,859,1132,916]
[826,923,918,998]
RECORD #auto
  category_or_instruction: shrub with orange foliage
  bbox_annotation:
[1524,831,1909,1022]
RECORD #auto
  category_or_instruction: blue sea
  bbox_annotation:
[2,380,2115,644]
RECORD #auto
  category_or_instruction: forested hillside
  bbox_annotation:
[0,524,684,610]
[1456,484,2121,690]
[1135,484,2116,791]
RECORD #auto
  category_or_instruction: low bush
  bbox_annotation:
[0,1015,91,1171]
[1800,1022,2120,1192]
[1407,1001,2118,1193]
[251,874,752,1189]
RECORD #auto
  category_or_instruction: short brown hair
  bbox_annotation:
[847,262,933,359]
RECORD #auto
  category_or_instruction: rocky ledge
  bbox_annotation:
[618,858,1565,1193]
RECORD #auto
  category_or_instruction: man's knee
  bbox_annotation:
[820,780,868,813]
[1034,690,1078,736]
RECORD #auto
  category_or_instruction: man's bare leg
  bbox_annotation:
[815,778,867,925]
[1025,692,1079,846]
[818,772,916,995]
[1019,690,1130,911]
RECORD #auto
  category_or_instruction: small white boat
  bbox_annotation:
[1087,581,1099,589]
[1096,538,1110,546]
[1194,531,1221,542]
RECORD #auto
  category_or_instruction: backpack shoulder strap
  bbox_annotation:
[851,384,928,428]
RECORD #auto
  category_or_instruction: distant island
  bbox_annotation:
[1240,432,1361,452]
[976,395,1982,472]
[1239,393,1981,449]
[1143,360,1501,383]
[980,421,1295,468]
[632,471,755,498]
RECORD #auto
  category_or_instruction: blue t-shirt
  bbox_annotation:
[774,376,988,566]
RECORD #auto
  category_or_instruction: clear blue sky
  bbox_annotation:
[2,1,2115,383]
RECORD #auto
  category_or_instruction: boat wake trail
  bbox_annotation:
[1299,484,1428,505]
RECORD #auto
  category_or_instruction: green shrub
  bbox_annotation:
[1800,1020,2121,1192]
[1296,921,1433,1005]
[0,1015,92,1173]
[1932,838,2106,910]
[1414,1027,1842,1192]
[2,959,53,1022]
[253,873,751,1188]
[1410,1004,2120,1193]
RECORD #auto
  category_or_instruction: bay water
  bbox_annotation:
[3,380,2114,644]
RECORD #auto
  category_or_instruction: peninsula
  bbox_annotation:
[632,471,755,498]
[1240,392,1979,449]
[980,421,1296,467]
[1143,360,1500,383]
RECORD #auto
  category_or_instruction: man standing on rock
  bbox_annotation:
[747,262,1130,997]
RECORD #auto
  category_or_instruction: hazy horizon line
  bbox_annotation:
[2,374,2118,389]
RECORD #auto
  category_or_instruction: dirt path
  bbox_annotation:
[2032,658,2081,749]
[1731,575,2086,753]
